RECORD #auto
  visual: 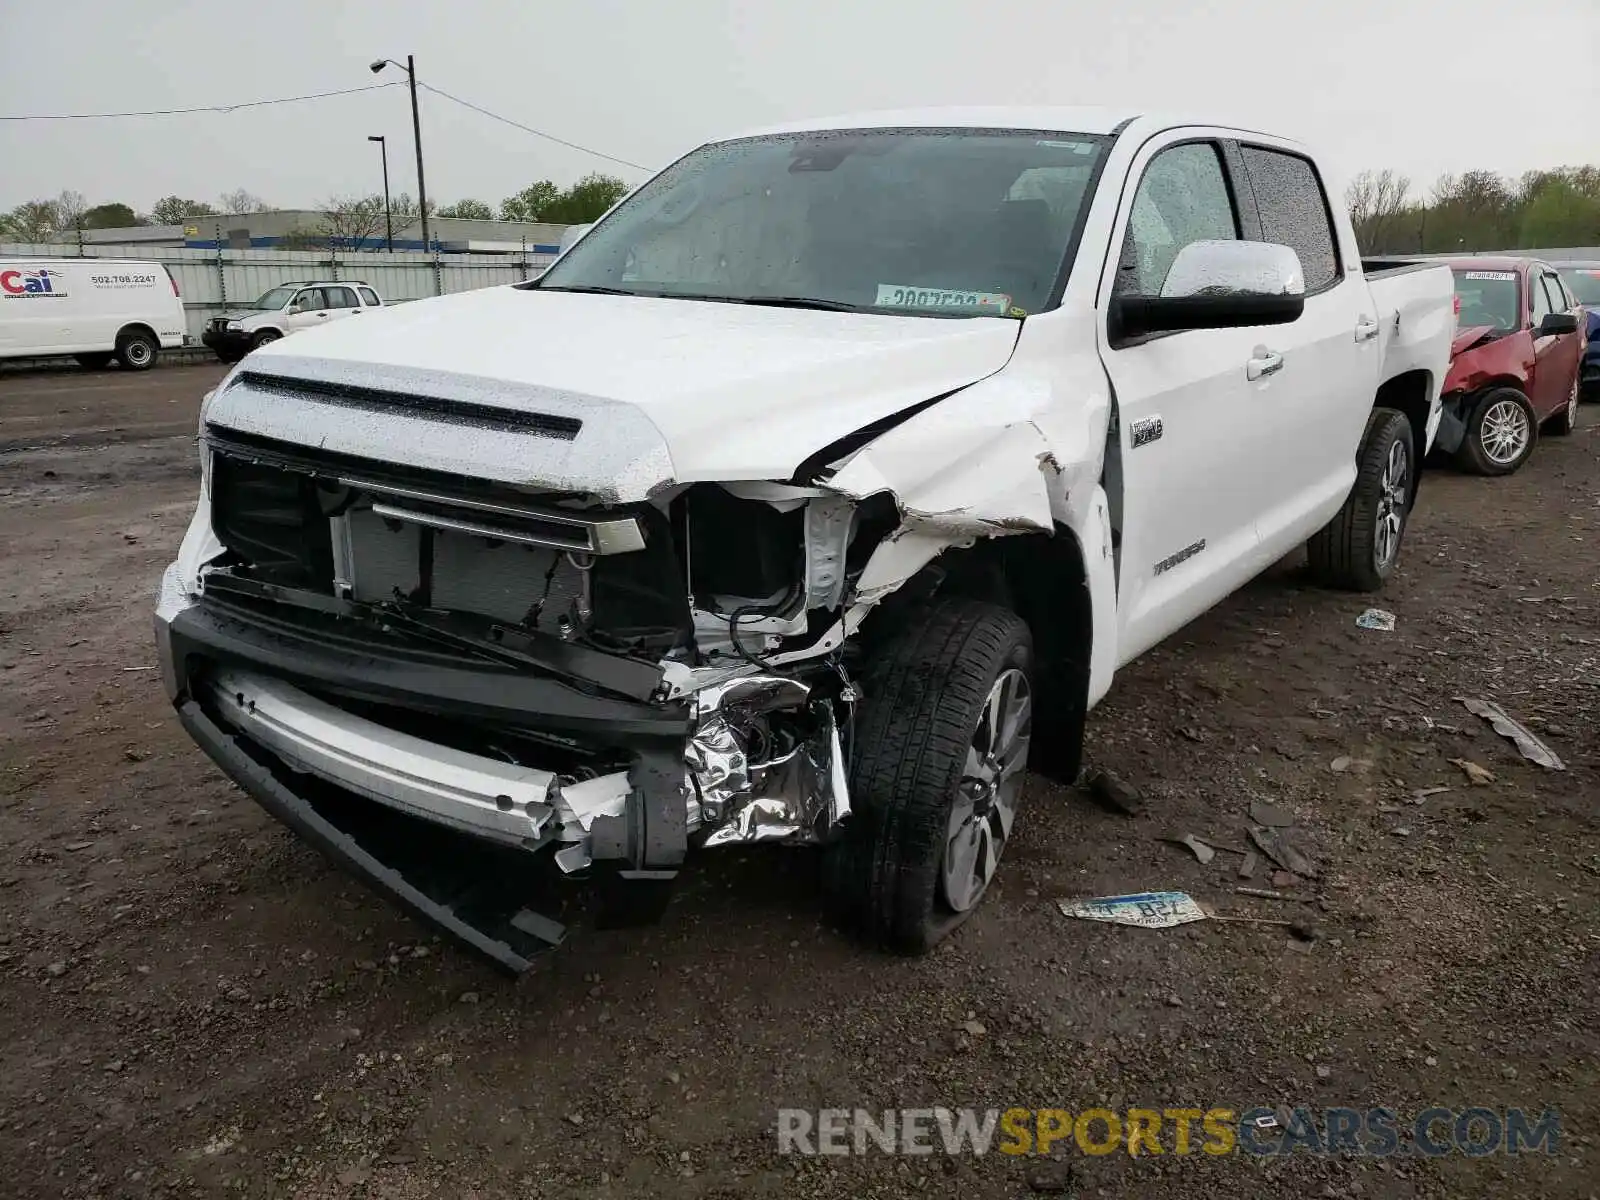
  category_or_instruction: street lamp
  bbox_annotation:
[369,56,429,252]
[367,135,393,252]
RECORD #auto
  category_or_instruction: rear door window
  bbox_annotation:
[324,286,360,309]
[1239,147,1340,293]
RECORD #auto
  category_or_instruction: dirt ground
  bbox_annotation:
[2,362,1597,1200]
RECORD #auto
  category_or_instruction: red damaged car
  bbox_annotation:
[1437,256,1585,474]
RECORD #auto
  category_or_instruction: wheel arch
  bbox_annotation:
[115,321,158,345]
[857,523,1094,783]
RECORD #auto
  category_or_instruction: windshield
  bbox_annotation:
[536,128,1108,317]
[251,286,300,310]
[1557,267,1600,306]
[1451,269,1520,332]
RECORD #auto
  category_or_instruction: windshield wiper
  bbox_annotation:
[730,295,865,313]
[531,284,643,297]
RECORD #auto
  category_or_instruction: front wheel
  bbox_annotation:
[822,598,1033,953]
[1306,407,1414,592]
[1455,386,1535,474]
[250,330,282,352]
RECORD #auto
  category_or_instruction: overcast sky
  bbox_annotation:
[3,0,1597,214]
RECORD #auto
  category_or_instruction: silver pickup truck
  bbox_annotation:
[156,107,1454,971]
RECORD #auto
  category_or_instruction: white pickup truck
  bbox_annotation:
[155,107,1454,971]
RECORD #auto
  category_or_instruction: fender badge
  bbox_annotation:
[1130,416,1164,448]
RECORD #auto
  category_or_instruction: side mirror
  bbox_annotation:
[1536,311,1579,337]
[1113,240,1306,340]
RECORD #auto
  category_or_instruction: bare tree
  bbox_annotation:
[387,193,435,236]
[318,195,388,249]
[54,190,88,234]
[1345,169,1411,253]
[219,188,267,215]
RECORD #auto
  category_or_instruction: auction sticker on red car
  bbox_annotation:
[1462,271,1517,281]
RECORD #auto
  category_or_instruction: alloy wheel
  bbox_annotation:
[1480,398,1530,465]
[941,668,1032,912]
[1374,437,1408,570]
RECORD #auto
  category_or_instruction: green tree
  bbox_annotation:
[542,174,629,224]
[1520,177,1600,248]
[2,199,61,241]
[438,198,494,220]
[82,202,141,229]
[150,196,218,225]
[500,180,559,222]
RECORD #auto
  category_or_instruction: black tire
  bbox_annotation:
[1543,376,1579,438]
[250,330,282,352]
[1306,407,1414,593]
[215,350,245,365]
[73,352,113,370]
[823,597,1033,953]
[114,330,158,371]
[1454,386,1536,475]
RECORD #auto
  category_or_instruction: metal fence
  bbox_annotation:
[0,243,557,343]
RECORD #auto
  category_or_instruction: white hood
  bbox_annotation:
[221,286,1021,490]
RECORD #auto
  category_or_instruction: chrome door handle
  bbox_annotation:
[1355,315,1380,342]
[1246,351,1284,381]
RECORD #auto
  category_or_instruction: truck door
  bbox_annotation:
[1234,143,1381,561]
[1095,135,1269,665]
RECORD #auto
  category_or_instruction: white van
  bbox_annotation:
[0,258,187,370]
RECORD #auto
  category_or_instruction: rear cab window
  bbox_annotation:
[1238,146,1340,293]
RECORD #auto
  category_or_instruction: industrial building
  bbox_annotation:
[79,211,569,255]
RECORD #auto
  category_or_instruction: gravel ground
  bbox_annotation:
[2,364,1597,1199]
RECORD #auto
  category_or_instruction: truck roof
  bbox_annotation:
[729,106,1143,140]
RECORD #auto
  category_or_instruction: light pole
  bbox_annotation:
[368,135,393,252]
[369,56,429,252]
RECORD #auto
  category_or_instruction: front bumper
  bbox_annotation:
[201,327,254,356]
[154,567,850,971]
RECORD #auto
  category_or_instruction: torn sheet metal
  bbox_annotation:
[1059,891,1207,929]
[547,770,633,874]
[685,674,851,848]
[1457,697,1565,770]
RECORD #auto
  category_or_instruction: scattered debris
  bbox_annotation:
[1331,756,1353,772]
[1270,869,1300,888]
[1249,799,1294,828]
[1059,891,1207,929]
[63,841,95,852]
[1234,887,1306,901]
[1160,833,1216,864]
[960,1019,987,1037]
[1178,725,1209,744]
[1392,827,1412,837]
[1206,912,1321,941]
[1355,608,1396,632]
[1457,697,1565,770]
[1081,768,1144,817]
[1249,826,1319,880]
[1238,851,1260,881]
[1448,758,1496,786]
[121,666,157,672]
[1409,786,1451,804]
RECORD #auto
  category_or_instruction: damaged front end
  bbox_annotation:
[157,365,1070,972]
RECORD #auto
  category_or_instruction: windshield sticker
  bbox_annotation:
[875,285,1012,313]
[1461,271,1517,281]
[1035,139,1095,154]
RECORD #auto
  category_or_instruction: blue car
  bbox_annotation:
[1554,262,1600,399]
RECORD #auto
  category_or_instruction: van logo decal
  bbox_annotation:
[0,268,67,298]
[1153,538,1205,576]
[1130,416,1163,448]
